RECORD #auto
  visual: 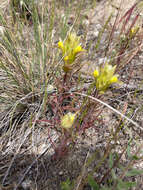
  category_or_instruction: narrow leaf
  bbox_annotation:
[88,175,100,190]
[126,169,143,177]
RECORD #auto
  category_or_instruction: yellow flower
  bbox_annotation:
[61,112,76,129]
[93,69,99,78]
[93,62,119,93]
[58,41,64,50]
[74,46,83,54]
[129,26,139,38]
[110,76,118,83]
[58,33,85,72]
[64,56,69,62]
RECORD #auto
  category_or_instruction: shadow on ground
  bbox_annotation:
[0,144,94,190]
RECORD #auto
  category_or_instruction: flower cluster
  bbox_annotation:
[58,33,121,126]
[61,112,76,129]
[93,63,119,93]
[58,33,85,72]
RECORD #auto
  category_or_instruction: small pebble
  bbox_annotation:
[59,171,64,175]
[21,179,32,190]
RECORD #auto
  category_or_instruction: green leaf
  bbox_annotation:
[100,187,112,190]
[117,179,136,189]
[126,169,143,177]
[111,169,117,180]
[132,155,140,160]
[127,142,131,158]
[127,140,140,160]
[61,178,73,190]
[88,175,100,190]
[109,153,113,168]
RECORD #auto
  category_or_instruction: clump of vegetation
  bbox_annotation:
[0,0,143,190]
[10,0,33,23]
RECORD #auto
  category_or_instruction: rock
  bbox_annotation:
[59,171,64,175]
[21,179,32,190]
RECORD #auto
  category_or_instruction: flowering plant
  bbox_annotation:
[58,33,85,72]
[61,112,77,129]
[93,62,119,93]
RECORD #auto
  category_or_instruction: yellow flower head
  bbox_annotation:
[74,46,83,54]
[93,69,99,78]
[58,33,85,72]
[93,62,119,93]
[58,41,64,50]
[130,26,139,38]
[61,112,76,129]
[110,76,118,83]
